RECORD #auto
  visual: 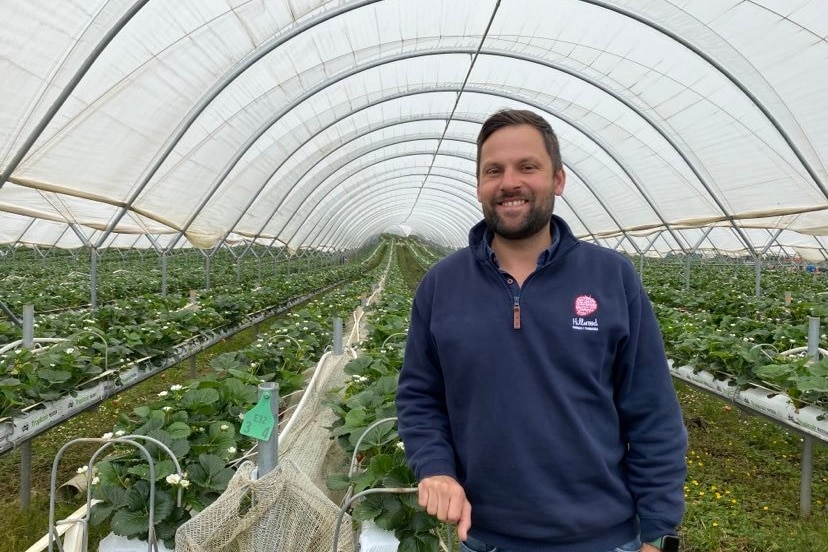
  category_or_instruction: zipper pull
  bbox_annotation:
[513,296,521,330]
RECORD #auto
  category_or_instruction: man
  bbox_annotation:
[395,109,687,552]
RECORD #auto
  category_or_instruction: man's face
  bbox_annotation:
[477,124,566,240]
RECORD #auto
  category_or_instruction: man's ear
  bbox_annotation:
[553,168,566,196]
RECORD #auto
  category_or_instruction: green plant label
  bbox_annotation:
[240,392,276,441]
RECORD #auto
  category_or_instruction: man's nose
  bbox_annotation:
[501,166,521,187]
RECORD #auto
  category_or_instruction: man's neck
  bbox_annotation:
[491,224,553,273]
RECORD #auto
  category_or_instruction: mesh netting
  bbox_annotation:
[175,460,353,552]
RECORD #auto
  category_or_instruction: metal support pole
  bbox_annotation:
[90,247,98,309]
[205,254,212,291]
[800,316,820,517]
[684,255,691,291]
[257,382,279,477]
[0,300,21,327]
[784,291,792,305]
[638,253,644,278]
[800,436,813,518]
[333,317,343,355]
[161,252,168,297]
[754,256,762,297]
[20,305,34,509]
[190,355,197,378]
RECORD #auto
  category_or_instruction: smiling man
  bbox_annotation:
[396,109,687,552]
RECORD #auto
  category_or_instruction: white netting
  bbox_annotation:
[175,460,353,552]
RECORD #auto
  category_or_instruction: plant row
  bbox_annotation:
[84,266,384,548]
[0,248,385,421]
[326,244,446,552]
[643,261,828,408]
[0,248,344,332]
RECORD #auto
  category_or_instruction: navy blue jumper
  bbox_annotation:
[396,216,687,552]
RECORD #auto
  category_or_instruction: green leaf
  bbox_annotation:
[38,368,72,383]
[344,408,367,427]
[382,465,415,488]
[180,388,220,409]
[95,461,129,488]
[326,472,352,491]
[397,532,440,552]
[127,459,176,481]
[367,454,396,479]
[137,410,167,434]
[408,510,439,533]
[209,352,245,372]
[89,500,117,526]
[351,495,382,522]
[169,438,191,459]
[373,493,407,531]
[91,479,127,508]
[111,508,150,538]
[167,421,191,439]
[754,364,796,380]
[792,376,828,393]
[188,454,233,492]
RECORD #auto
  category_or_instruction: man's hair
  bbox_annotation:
[476,109,562,177]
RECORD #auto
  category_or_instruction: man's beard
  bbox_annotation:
[482,193,554,240]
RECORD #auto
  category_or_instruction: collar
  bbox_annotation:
[483,219,562,270]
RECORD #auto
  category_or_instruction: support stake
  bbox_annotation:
[257,382,280,477]
[20,305,34,509]
[800,316,820,517]
[333,317,343,355]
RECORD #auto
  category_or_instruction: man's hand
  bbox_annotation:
[418,475,472,540]
[641,543,661,552]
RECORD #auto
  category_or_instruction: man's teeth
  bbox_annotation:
[501,200,526,207]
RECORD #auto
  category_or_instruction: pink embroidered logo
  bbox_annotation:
[574,295,598,316]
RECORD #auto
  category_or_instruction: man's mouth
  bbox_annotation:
[499,199,527,207]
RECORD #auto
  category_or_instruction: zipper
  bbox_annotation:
[484,261,522,331]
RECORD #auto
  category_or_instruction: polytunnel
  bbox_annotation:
[0,0,827,261]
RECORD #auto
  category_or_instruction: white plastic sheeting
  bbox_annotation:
[0,0,826,257]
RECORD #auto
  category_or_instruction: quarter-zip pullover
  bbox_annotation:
[396,215,687,552]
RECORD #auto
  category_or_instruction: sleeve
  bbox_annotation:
[614,285,688,541]
[395,276,459,481]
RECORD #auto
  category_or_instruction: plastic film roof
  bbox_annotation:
[0,0,826,258]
